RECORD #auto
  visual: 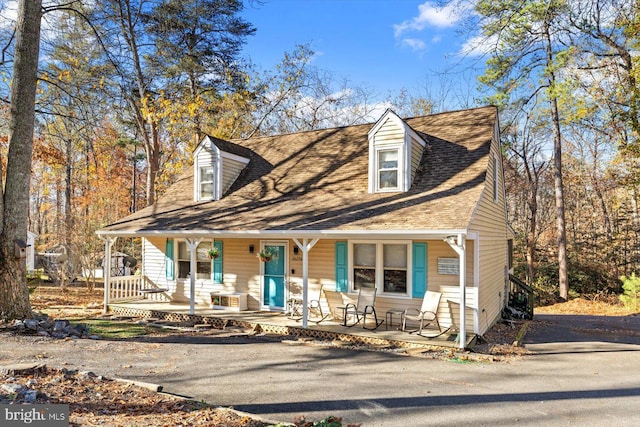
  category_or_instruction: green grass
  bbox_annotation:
[73,319,152,339]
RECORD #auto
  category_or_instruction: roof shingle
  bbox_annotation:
[99,106,497,235]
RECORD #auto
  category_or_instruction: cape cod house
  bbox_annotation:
[97,106,512,347]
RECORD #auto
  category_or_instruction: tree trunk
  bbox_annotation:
[0,0,42,321]
[117,0,159,207]
[189,72,203,147]
[544,21,569,301]
[145,123,160,206]
[526,186,538,286]
[63,136,73,290]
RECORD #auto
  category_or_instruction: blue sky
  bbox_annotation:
[241,0,483,106]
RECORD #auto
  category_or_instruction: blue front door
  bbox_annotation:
[263,244,285,309]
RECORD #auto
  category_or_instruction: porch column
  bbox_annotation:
[293,237,319,328]
[446,234,466,349]
[186,238,202,315]
[102,236,118,314]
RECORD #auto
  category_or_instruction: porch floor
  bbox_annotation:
[107,300,475,349]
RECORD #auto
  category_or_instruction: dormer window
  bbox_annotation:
[199,166,214,199]
[378,149,399,190]
[368,109,427,194]
[193,135,250,202]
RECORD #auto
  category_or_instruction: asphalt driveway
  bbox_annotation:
[2,315,640,426]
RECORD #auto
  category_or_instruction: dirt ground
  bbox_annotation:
[2,282,636,427]
[3,284,295,426]
[534,296,634,316]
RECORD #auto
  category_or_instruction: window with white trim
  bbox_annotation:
[177,241,212,279]
[199,166,214,199]
[377,149,399,190]
[350,241,411,296]
[353,243,376,290]
[383,244,408,293]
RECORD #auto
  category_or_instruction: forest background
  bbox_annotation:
[1,0,639,309]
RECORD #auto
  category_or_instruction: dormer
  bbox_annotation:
[367,109,427,193]
[193,135,250,202]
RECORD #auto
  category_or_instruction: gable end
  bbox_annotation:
[193,136,249,202]
[368,109,426,193]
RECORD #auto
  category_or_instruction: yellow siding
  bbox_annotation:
[426,240,474,288]
[221,157,246,195]
[216,239,262,309]
[410,136,424,185]
[439,286,478,331]
[195,146,216,169]
[141,236,481,332]
[142,237,169,287]
[373,117,404,144]
[468,126,509,335]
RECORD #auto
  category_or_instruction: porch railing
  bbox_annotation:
[506,274,534,320]
[108,275,170,303]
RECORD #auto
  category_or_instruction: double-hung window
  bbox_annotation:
[378,149,399,190]
[177,241,212,280]
[199,166,214,199]
[383,244,408,293]
[353,243,376,290]
[351,241,410,296]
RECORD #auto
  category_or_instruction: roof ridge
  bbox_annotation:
[233,105,497,142]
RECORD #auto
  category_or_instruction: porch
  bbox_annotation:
[105,275,475,349]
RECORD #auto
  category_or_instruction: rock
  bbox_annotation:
[70,324,88,336]
[11,315,91,340]
[24,319,39,330]
[0,363,46,375]
[23,390,37,403]
[53,320,70,333]
[78,371,97,379]
[1,383,25,394]
[38,317,54,330]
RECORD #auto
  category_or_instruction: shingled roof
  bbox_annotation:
[98,106,498,237]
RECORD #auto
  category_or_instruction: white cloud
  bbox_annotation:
[0,0,18,29]
[394,1,464,37]
[459,34,497,57]
[0,0,65,43]
[402,38,427,51]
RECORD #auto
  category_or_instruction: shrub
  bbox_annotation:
[620,273,640,311]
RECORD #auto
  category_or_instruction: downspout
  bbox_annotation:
[186,238,202,315]
[445,234,466,349]
[102,236,118,314]
[293,237,319,328]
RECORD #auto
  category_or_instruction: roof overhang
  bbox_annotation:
[96,229,478,241]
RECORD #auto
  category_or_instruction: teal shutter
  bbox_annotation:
[335,242,348,292]
[412,242,427,298]
[165,239,175,280]
[212,241,223,284]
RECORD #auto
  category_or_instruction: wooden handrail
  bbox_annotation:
[507,274,534,319]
